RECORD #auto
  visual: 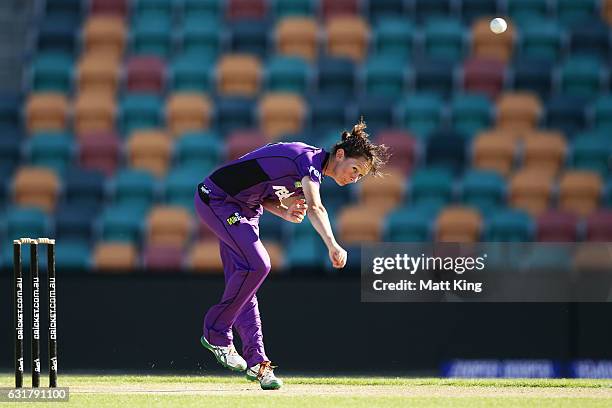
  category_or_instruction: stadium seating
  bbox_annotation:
[9,0,612,274]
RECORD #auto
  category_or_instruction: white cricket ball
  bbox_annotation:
[490,17,507,34]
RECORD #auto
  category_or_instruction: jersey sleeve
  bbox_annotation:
[295,150,323,185]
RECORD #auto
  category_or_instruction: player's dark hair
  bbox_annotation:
[331,119,391,177]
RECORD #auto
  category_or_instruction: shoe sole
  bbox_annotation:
[246,371,282,390]
[200,336,246,372]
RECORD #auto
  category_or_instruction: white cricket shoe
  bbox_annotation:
[200,335,247,372]
[246,361,283,390]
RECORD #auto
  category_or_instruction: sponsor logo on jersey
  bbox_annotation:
[273,185,295,201]
[226,212,241,226]
[308,166,321,182]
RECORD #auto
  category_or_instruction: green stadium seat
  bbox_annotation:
[134,0,174,17]
[170,53,214,92]
[273,0,314,17]
[571,131,611,176]
[265,56,311,93]
[559,56,603,98]
[556,0,597,27]
[119,93,163,136]
[397,93,444,138]
[30,53,73,93]
[519,20,564,61]
[423,18,465,62]
[5,207,49,241]
[99,204,146,243]
[112,169,157,211]
[183,0,221,19]
[178,16,221,58]
[29,132,73,175]
[460,170,505,215]
[361,55,407,98]
[174,131,221,171]
[409,167,454,206]
[286,235,325,271]
[55,241,91,272]
[449,93,492,138]
[384,204,441,242]
[131,14,172,58]
[507,0,548,24]
[485,208,534,241]
[373,18,414,61]
[163,165,207,211]
[592,95,612,130]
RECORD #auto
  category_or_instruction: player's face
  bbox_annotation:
[333,150,371,186]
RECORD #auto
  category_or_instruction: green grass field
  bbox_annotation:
[1,374,611,407]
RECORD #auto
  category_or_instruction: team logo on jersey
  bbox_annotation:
[273,185,295,201]
[226,212,241,226]
[308,166,321,182]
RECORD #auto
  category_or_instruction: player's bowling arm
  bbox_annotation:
[301,176,338,248]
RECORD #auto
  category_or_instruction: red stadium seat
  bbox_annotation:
[585,210,612,241]
[320,0,359,20]
[536,210,579,242]
[226,129,267,160]
[463,58,506,99]
[125,56,166,93]
[78,131,120,176]
[143,245,184,271]
[375,130,417,175]
[91,0,128,17]
[227,0,267,21]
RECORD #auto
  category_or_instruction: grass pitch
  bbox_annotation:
[1,374,611,407]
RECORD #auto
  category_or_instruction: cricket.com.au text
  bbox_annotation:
[371,253,487,293]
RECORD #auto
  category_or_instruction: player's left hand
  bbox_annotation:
[285,198,308,223]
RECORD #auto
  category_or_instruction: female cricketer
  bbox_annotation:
[194,120,390,389]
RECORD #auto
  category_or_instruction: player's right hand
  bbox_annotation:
[328,243,347,269]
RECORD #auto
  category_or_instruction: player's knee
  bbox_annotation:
[251,257,271,277]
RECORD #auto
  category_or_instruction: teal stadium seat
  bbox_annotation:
[170,53,214,92]
[592,95,612,130]
[273,0,314,17]
[175,131,221,171]
[55,241,91,272]
[519,20,564,61]
[571,131,611,176]
[409,168,454,206]
[460,169,505,215]
[99,204,146,243]
[367,0,405,22]
[259,212,286,242]
[556,0,597,27]
[422,18,465,62]
[131,14,172,58]
[179,16,221,57]
[119,93,163,136]
[507,0,548,24]
[362,55,407,98]
[397,93,444,138]
[449,93,492,138]
[559,56,603,98]
[163,165,207,211]
[384,204,442,242]
[460,0,497,23]
[112,169,157,211]
[415,0,452,22]
[29,132,73,175]
[485,209,534,242]
[265,56,311,93]
[134,0,174,17]
[286,235,326,271]
[373,18,414,61]
[183,0,221,19]
[5,207,49,241]
[31,53,73,93]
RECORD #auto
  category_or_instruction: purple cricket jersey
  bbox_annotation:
[202,142,330,218]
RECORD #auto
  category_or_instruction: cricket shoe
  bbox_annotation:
[200,335,247,372]
[246,361,283,390]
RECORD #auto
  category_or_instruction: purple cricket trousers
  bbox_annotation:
[194,186,270,368]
